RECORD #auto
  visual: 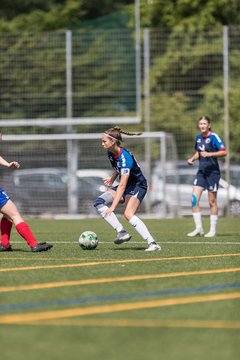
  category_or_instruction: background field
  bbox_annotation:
[0,217,239,360]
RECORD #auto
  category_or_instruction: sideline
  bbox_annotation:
[8,240,240,245]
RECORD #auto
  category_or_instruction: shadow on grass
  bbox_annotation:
[10,248,30,252]
[114,247,146,251]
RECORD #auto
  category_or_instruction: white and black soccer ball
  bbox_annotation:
[79,231,98,250]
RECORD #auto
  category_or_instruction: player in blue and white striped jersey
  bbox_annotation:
[187,116,227,237]
[94,126,160,252]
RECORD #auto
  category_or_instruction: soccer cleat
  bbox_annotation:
[0,244,12,252]
[187,228,204,237]
[204,230,216,238]
[145,242,161,252]
[31,242,53,252]
[113,230,131,244]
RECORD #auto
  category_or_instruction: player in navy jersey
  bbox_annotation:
[0,154,53,252]
[187,116,227,237]
[94,126,160,251]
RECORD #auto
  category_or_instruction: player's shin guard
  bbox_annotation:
[193,212,203,230]
[16,222,38,247]
[95,204,123,233]
[129,215,154,245]
[210,214,218,231]
[94,193,124,233]
[0,217,13,247]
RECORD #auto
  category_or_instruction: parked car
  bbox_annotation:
[5,168,113,215]
[221,165,240,189]
[77,169,118,190]
[151,167,240,216]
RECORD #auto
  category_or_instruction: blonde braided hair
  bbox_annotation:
[104,126,142,145]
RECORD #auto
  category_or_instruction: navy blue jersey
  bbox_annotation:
[107,148,147,188]
[195,132,225,173]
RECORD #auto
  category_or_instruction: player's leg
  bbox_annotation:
[205,191,218,237]
[0,216,13,251]
[94,190,131,242]
[204,172,220,237]
[0,199,53,252]
[187,186,205,237]
[124,192,160,251]
[0,189,13,251]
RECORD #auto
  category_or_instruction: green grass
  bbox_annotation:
[0,216,240,360]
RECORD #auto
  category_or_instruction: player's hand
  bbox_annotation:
[103,177,113,186]
[200,151,209,158]
[9,161,20,169]
[187,158,194,165]
[103,206,115,217]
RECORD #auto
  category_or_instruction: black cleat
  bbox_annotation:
[31,242,53,252]
[0,244,13,252]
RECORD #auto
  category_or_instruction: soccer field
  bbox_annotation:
[0,217,239,360]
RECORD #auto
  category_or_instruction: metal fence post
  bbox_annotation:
[223,26,230,215]
[66,30,78,214]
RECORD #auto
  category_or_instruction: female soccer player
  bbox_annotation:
[187,116,227,237]
[0,155,53,252]
[94,126,161,251]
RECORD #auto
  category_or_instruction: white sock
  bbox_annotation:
[96,205,123,233]
[210,214,218,232]
[193,212,202,230]
[129,215,154,245]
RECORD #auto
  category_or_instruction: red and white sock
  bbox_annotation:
[16,222,38,247]
[0,217,13,248]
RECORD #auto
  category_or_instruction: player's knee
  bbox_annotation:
[123,209,134,221]
[93,192,114,208]
[191,194,198,208]
[93,197,105,208]
[208,197,217,208]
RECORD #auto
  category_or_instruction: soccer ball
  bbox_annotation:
[79,231,98,250]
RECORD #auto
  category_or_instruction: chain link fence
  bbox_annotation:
[0,27,240,217]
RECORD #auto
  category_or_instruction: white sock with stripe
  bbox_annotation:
[96,205,123,233]
[129,215,154,245]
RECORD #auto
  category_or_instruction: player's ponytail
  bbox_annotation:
[104,126,142,145]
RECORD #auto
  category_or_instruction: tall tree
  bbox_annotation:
[140,0,240,29]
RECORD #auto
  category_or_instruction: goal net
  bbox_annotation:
[0,132,178,218]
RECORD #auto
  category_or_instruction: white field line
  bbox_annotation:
[10,241,240,245]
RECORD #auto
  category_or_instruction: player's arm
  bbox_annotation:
[0,156,20,168]
[103,170,118,187]
[187,151,199,165]
[104,172,129,217]
[200,149,227,158]
[200,134,227,158]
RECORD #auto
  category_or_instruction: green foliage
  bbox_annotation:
[0,0,133,31]
[140,0,240,29]
[0,1,240,159]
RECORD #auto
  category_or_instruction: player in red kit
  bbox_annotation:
[0,154,53,252]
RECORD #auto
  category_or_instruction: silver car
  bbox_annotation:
[151,167,240,216]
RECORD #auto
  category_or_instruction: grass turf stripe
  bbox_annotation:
[28,318,240,330]
[0,282,239,312]
[0,291,239,324]
[0,266,240,293]
[0,253,240,272]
